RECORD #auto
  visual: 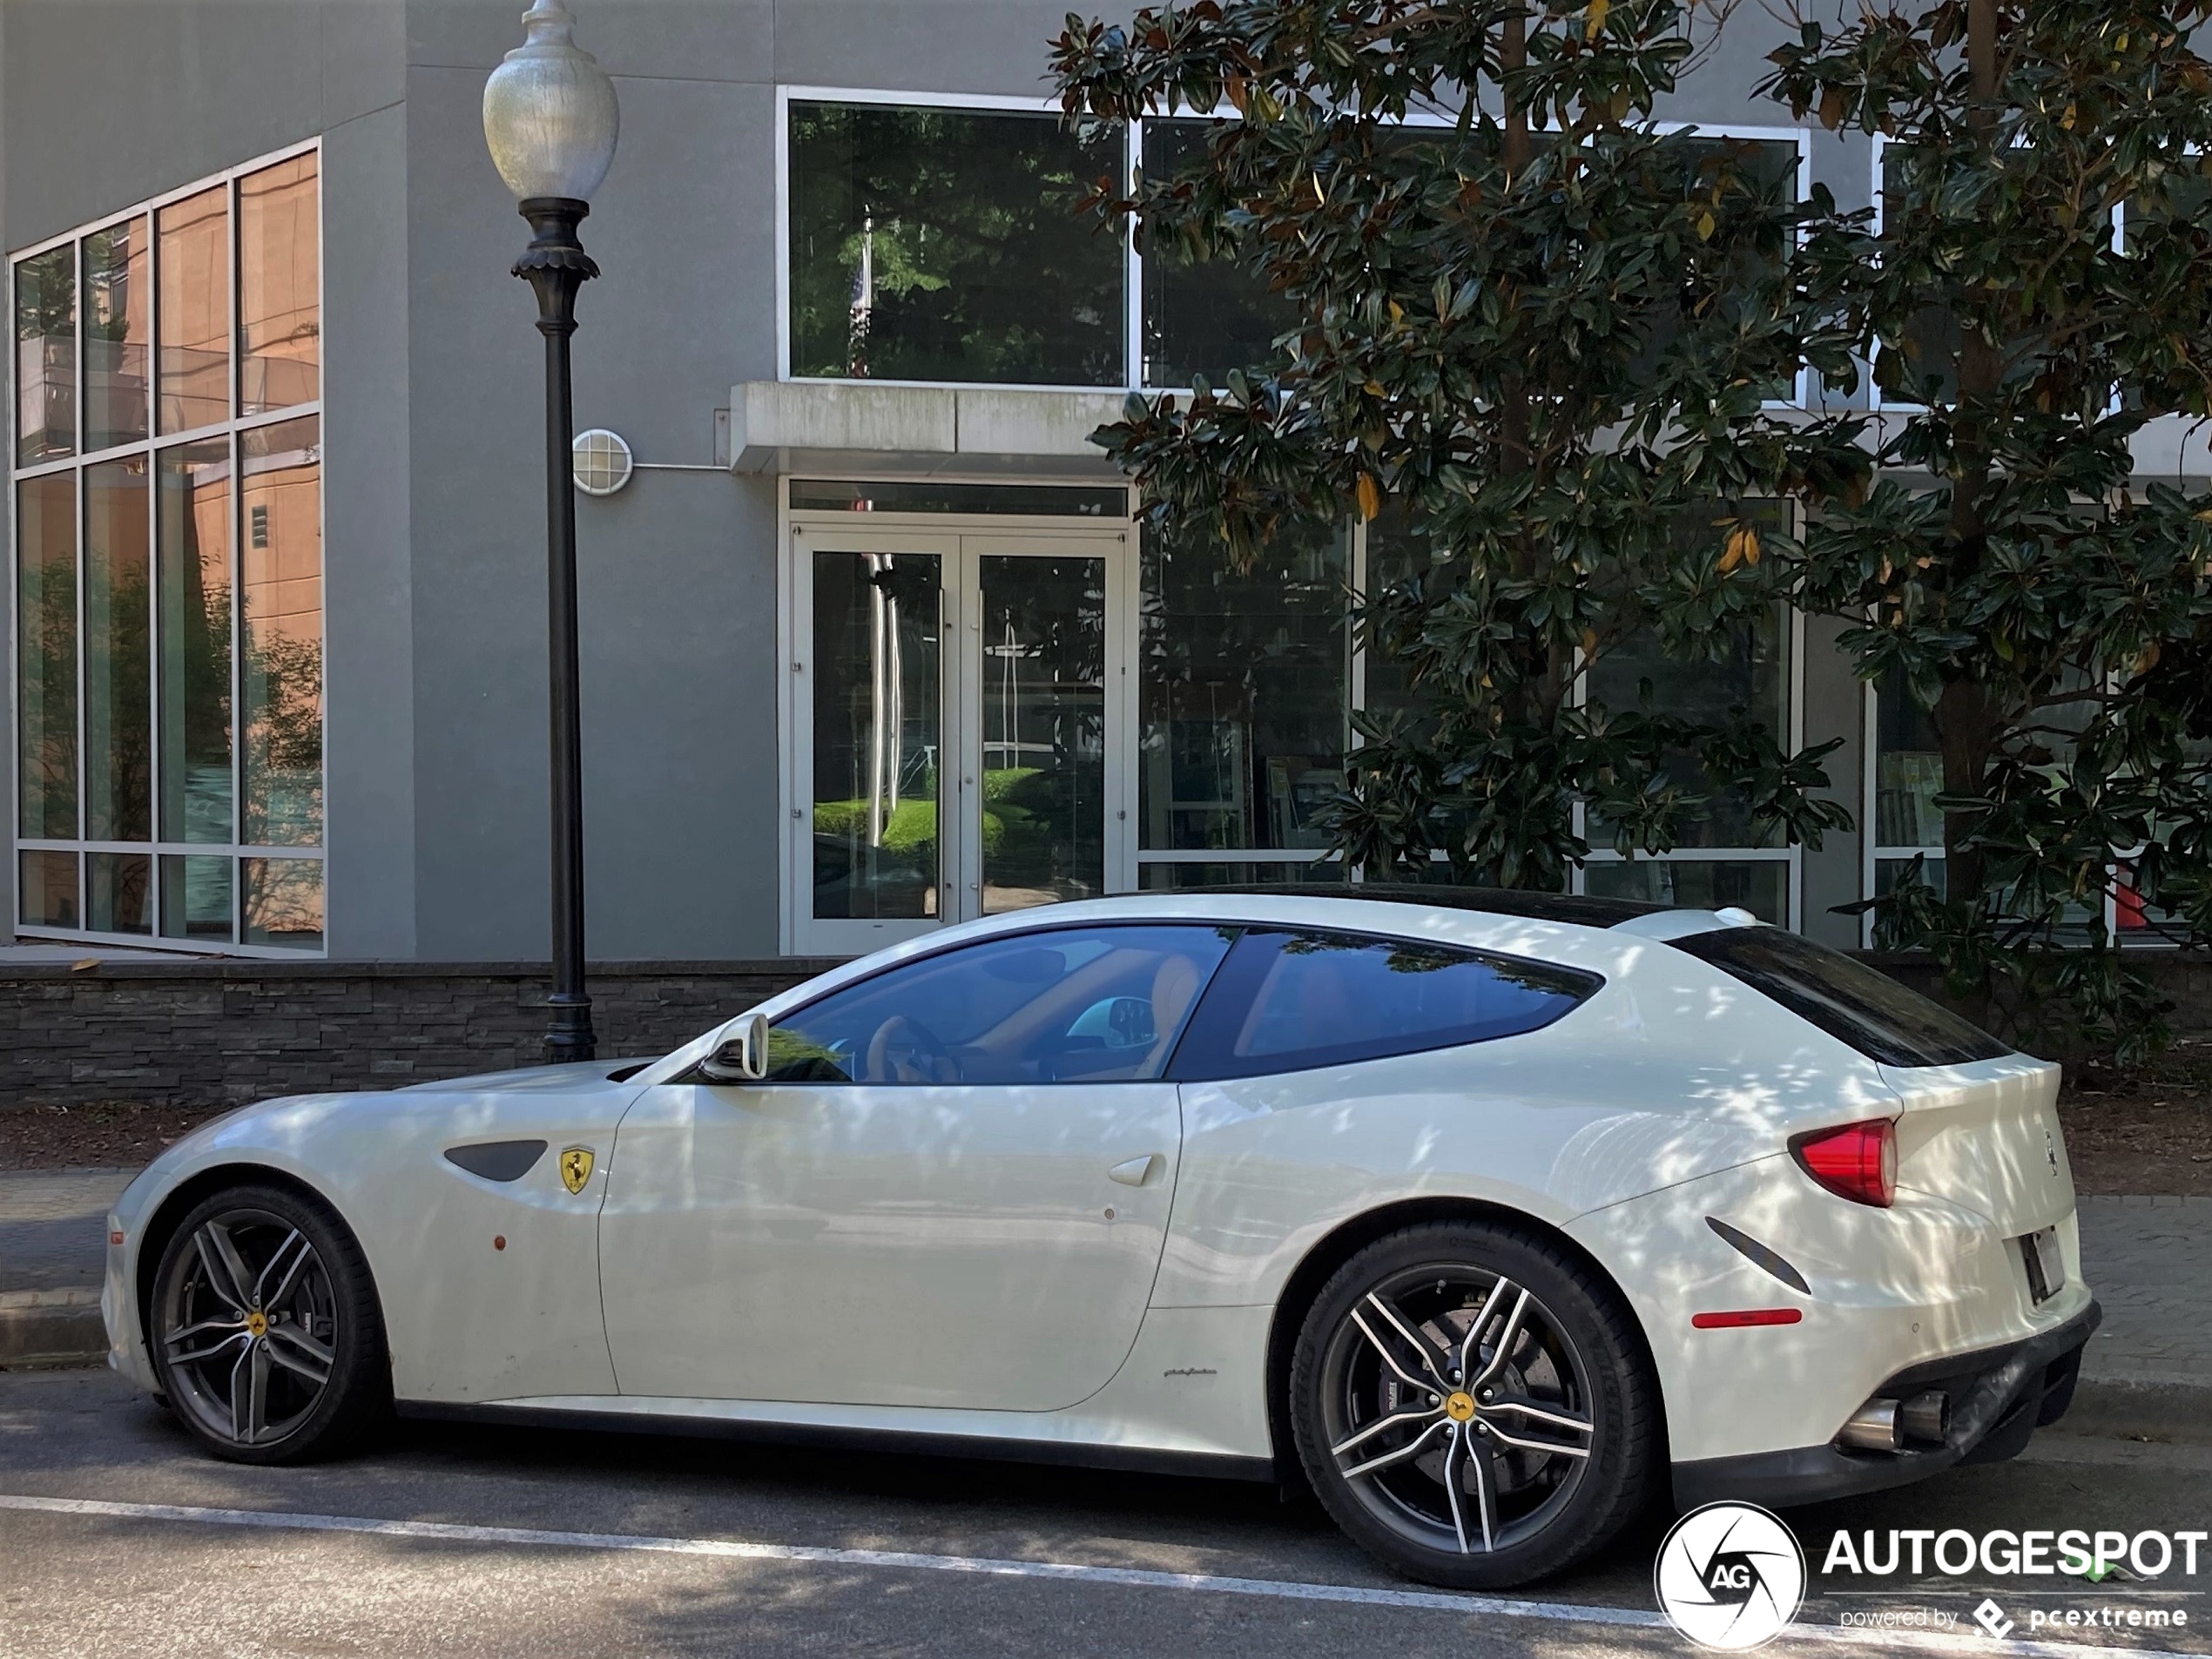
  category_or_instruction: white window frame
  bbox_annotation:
[9,136,327,958]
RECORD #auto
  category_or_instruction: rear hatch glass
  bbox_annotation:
[1669,926,2009,1067]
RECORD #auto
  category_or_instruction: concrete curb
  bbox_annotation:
[2065,1371,2212,1445]
[0,1289,105,1370]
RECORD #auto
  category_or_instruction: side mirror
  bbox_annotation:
[698,1011,770,1084]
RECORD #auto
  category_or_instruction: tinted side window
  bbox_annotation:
[1670,926,2009,1067]
[765,925,1234,1085]
[1169,930,1599,1082]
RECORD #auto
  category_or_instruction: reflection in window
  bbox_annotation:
[17,475,78,840]
[19,849,78,929]
[88,851,152,935]
[788,102,1125,385]
[1141,516,1350,857]
[14,246,75,464]
[239,155,320,415]
[1873,662,1943,851]
[979,555,1107,913]
[158,439,233,846]
[85,458,152,842]
[84,219,150,450]
[158,185,229,433]
[239,417,322,846]
[160,853,233,943]
[813,551,941,920]
[242,855,323,949]
[768,924,1231,1084]
[1583,858,1788,924]
[1140,118,1298,388]
[1139,860,1346,889]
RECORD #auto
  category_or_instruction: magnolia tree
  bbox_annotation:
[1053,0,2212,1058]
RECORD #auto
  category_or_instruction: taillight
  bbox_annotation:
[1791,1118,1898,1207]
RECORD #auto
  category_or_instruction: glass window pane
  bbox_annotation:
[239,416,322,846]
[1582,858,1789,924]
[788,102,1125,385]
[1172,929,1598,1081]
[242,855,322,948]
[158,438,233,843]
[88,851,152,934]
[239,154,319,415]
[84,217,151,449]
[1137,859,1347,889]
[789,479,1127,517]
[1873,663,1943,848]
[1875,855,1946,901]
[980,554,1106,914]
[769,924,1233,1084]
[813,550,941,919]
[1364,503,1470,734]
[158,185,229,432]
[1674,923,2006,1066]
[17,474,78,839]
[85,457,152,841]
[1141,516,1350,853]
[1140,118,1298,388]
[19,849,80,929]
[14,245,76,463]
[160,853,233,941]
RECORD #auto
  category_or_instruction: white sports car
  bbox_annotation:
[104,888,2098,1588]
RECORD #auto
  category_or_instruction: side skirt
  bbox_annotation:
[394,1399,1278,1486]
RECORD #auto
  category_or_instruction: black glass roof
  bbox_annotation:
[1196,883,1670,927]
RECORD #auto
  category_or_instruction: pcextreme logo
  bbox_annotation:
[1655,1502,1808,1651]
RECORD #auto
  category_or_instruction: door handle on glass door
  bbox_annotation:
[1108,1155,1163,1188]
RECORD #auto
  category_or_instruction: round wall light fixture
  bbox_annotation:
[571,427,633,496]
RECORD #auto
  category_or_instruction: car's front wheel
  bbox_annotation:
[149,1182,389,1464]
[1290,1220,1659,1588]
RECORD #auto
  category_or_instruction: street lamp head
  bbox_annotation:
[482,0,620,206]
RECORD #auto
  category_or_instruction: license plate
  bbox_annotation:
[2020,1225,2066,1304]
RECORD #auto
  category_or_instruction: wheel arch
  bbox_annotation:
[134,1162,364,1348]
[1262,1197,1664,1489]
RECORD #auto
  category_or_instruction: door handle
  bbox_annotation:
[1108,1154,1163,1188]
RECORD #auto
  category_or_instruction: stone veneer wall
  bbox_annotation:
[0,961,837,1108]
[3,951,2209,1109]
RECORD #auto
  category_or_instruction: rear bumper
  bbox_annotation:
[1672,1298,2101,1511]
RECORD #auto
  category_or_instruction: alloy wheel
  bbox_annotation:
[157,1208,340,1449]
[1318,1261,1596,1557]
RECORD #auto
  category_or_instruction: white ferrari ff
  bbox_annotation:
[104,888,2098,1588]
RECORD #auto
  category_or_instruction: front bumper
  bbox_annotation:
[1673,1298,2101,1510]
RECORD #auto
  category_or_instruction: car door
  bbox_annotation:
[597,922,1232,1411]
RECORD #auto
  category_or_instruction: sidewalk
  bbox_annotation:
[3,1170,2204,1438]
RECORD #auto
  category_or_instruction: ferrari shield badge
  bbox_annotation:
[559,1146,594,1195]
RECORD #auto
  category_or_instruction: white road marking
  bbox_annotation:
[0,1492,2196,1659]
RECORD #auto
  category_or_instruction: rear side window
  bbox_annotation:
[1169,929,1600,1082]
[1671,926,2009,1067]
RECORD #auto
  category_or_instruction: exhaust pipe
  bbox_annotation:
[1900,1391,1950,1445]
[1839,1398,1901,1451]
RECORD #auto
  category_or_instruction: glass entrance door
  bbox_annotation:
[792,526,1127,954]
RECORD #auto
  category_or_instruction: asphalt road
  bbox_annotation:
[0,1367,2206,1659]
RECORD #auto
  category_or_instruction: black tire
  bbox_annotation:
[1290,1220,1659,1588]
[148,1182,390,1465]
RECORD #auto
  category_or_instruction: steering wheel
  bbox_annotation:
[864,1015,956,1083]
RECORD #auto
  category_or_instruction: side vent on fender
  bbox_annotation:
[1705,1216,1811,1294]
[444,1140,550,1183]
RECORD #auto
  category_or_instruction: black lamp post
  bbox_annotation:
[482,0,619,1063]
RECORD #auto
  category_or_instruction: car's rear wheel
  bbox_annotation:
[149,1183,389,1464]
[1291,1220,1659,1588]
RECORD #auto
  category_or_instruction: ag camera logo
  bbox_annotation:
[1655,1502,1807,1650]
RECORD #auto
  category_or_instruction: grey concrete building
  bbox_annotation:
[3,0,2197,968]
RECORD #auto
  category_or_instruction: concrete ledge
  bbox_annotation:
[732,380,1126,476]
[0,1289,105,1370]
[2066,1370,2212,1445]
